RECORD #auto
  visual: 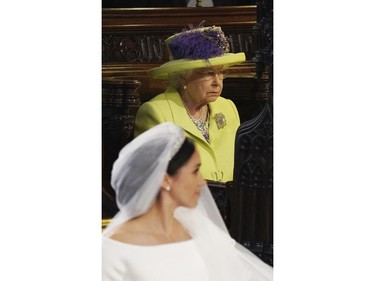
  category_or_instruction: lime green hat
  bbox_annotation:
[149,25,246,80]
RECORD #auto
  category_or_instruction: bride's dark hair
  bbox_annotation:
[167,137,195,176]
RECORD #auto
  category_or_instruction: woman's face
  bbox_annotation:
[183,65,225,106]
[169,148,206,208]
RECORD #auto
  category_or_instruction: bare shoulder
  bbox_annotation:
[106,215,191,246]
[107,218,158,246]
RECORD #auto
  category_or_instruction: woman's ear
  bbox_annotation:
[178,73,187,88]
[179,71,193,92]
[161,173,172,192]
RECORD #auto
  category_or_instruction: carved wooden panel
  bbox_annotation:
[103,34,166,63]
[102,6,258,64]
[102,31,256,64]
[102,79,141,218]
[206,180,230,228]
[229,102,273,266]
[252,0,273,79]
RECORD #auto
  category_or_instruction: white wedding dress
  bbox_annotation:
[102,237,210,281]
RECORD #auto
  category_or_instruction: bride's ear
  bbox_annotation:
[161,174,172,192]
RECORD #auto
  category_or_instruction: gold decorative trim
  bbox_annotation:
[102,219,112,230]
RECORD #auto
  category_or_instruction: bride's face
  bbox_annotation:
[169,149,206,208]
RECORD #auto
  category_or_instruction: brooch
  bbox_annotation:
[214,113,226,129]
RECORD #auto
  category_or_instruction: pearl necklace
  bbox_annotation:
[182,100,210,142]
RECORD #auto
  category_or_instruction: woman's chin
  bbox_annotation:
[206,94,220,102]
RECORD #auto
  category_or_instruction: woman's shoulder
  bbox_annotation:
[107,230,139,245]
[106,219,155,246]
[144,88,179,104]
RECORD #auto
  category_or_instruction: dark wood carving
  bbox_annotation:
[103,32,256,64]
[102,7,258,64]
[206,180,230,228]
[102,78,141,218]
[103,35,166,63]
[252,0,273,79]
[230,102,273,266]
[227,0,273,266]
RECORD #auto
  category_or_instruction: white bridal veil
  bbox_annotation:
[103,122,273,281]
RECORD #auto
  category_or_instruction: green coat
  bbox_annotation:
[134,87,240,182]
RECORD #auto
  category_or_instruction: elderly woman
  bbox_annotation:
[134,24,245,182]
[103,122,272,281]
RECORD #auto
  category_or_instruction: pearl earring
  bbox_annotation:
[164,185,171,192]
[183,85,187,90]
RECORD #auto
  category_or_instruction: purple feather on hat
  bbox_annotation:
[167,25,230,60]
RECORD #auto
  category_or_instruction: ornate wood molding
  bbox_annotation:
[102,6,258,64]
[102,7,257,30]
[103,31,257,64]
